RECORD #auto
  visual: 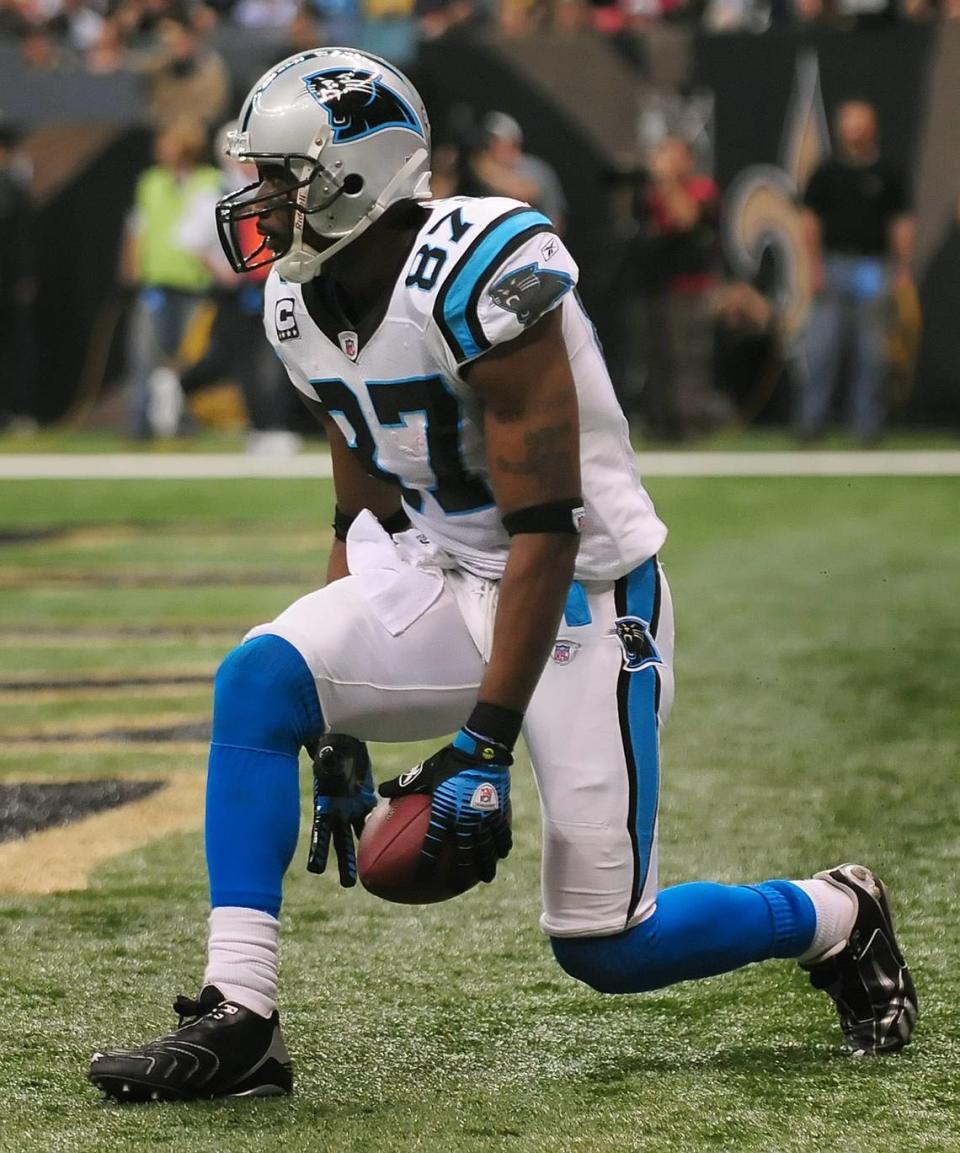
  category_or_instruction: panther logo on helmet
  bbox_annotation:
[303,68,424,143]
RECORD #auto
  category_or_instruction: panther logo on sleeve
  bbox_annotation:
[489,262,574,327]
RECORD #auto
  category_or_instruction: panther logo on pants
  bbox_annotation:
[614,616,662,673]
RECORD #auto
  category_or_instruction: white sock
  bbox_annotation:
[792,878,858,964]
[203,906,280,1018]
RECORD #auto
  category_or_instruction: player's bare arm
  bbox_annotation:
[468,306,582,714]
[322,412,403,583]
[380,308,582,882]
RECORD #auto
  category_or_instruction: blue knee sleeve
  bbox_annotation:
[551,880,816,994]
[211,633,323,755]
[206,634,324,917]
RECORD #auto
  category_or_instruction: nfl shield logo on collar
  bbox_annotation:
[338,331,359,360]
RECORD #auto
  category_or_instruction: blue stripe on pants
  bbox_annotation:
[616,559,662,919]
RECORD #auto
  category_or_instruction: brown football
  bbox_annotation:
[357,795,466,904]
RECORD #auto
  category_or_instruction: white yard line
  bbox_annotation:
[0,453,334,480]
[0,450,959,480]
[635,451,960,476]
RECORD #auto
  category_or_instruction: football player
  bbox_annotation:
[88,49,916,1102]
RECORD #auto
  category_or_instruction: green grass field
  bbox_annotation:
[0,475,958,1153]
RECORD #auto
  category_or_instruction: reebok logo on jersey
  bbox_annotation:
[275,298,300,342]
[540,236,559,261]
[469,783,500,812]
[614,616,662,673]
[398,766,423,788]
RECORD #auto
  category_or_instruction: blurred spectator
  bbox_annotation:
[310,0,361,44]
[361,0,418,66]
[175,120,300,454]
[417,0,475,39]
[230,0,299,26]
[19,23,64,67]
[474,111,567,233]
[85,16,128,71]
[792,0,830,21]
[832,0,898,25]
[0,1,29,36]
[621,0,704,27]
[702,0,771,30]
[900,0,936,18]
[112,0,191,48]
[713,278,786,425]
[46,0,106,54]
[120,116,220,438]
[285,3,326,50]
[138,18,230,129]
[634,136,729,439]
[0,122,37,432]
[794,100,914,443]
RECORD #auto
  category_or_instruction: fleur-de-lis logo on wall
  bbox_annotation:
[723,53,831,341]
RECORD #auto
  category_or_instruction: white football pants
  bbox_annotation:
[246,518,674,937]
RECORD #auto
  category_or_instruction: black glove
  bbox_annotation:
[306,735,376,887]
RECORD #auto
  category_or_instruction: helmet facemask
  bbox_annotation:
[215,142,348,278]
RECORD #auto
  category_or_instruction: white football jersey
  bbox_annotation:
[264,195,667,580]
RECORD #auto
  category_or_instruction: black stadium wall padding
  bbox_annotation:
[33,128,152,423]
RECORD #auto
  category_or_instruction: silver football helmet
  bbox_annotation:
[216,47,431,282]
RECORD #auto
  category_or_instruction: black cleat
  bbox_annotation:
[88,986,293,1102]
[803,863,918,1055]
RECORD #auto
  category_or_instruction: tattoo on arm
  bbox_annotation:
[495,423,578,492]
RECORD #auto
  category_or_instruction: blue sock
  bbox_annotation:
[205,634,324,917]
[551,880,816,994]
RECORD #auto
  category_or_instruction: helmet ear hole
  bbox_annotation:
[342,173,364,196]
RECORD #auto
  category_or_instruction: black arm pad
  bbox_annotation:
[501,499,585,536]
[333,505,412,542]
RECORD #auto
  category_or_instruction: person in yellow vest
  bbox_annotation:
[120,117,220,438]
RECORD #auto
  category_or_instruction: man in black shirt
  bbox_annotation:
[795,101,914,442]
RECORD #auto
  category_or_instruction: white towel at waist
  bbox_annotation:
[345,510,451,636]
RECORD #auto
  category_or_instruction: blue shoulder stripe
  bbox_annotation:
[434,207,553,364]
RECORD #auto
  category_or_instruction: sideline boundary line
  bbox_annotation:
[0,451,959,479]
